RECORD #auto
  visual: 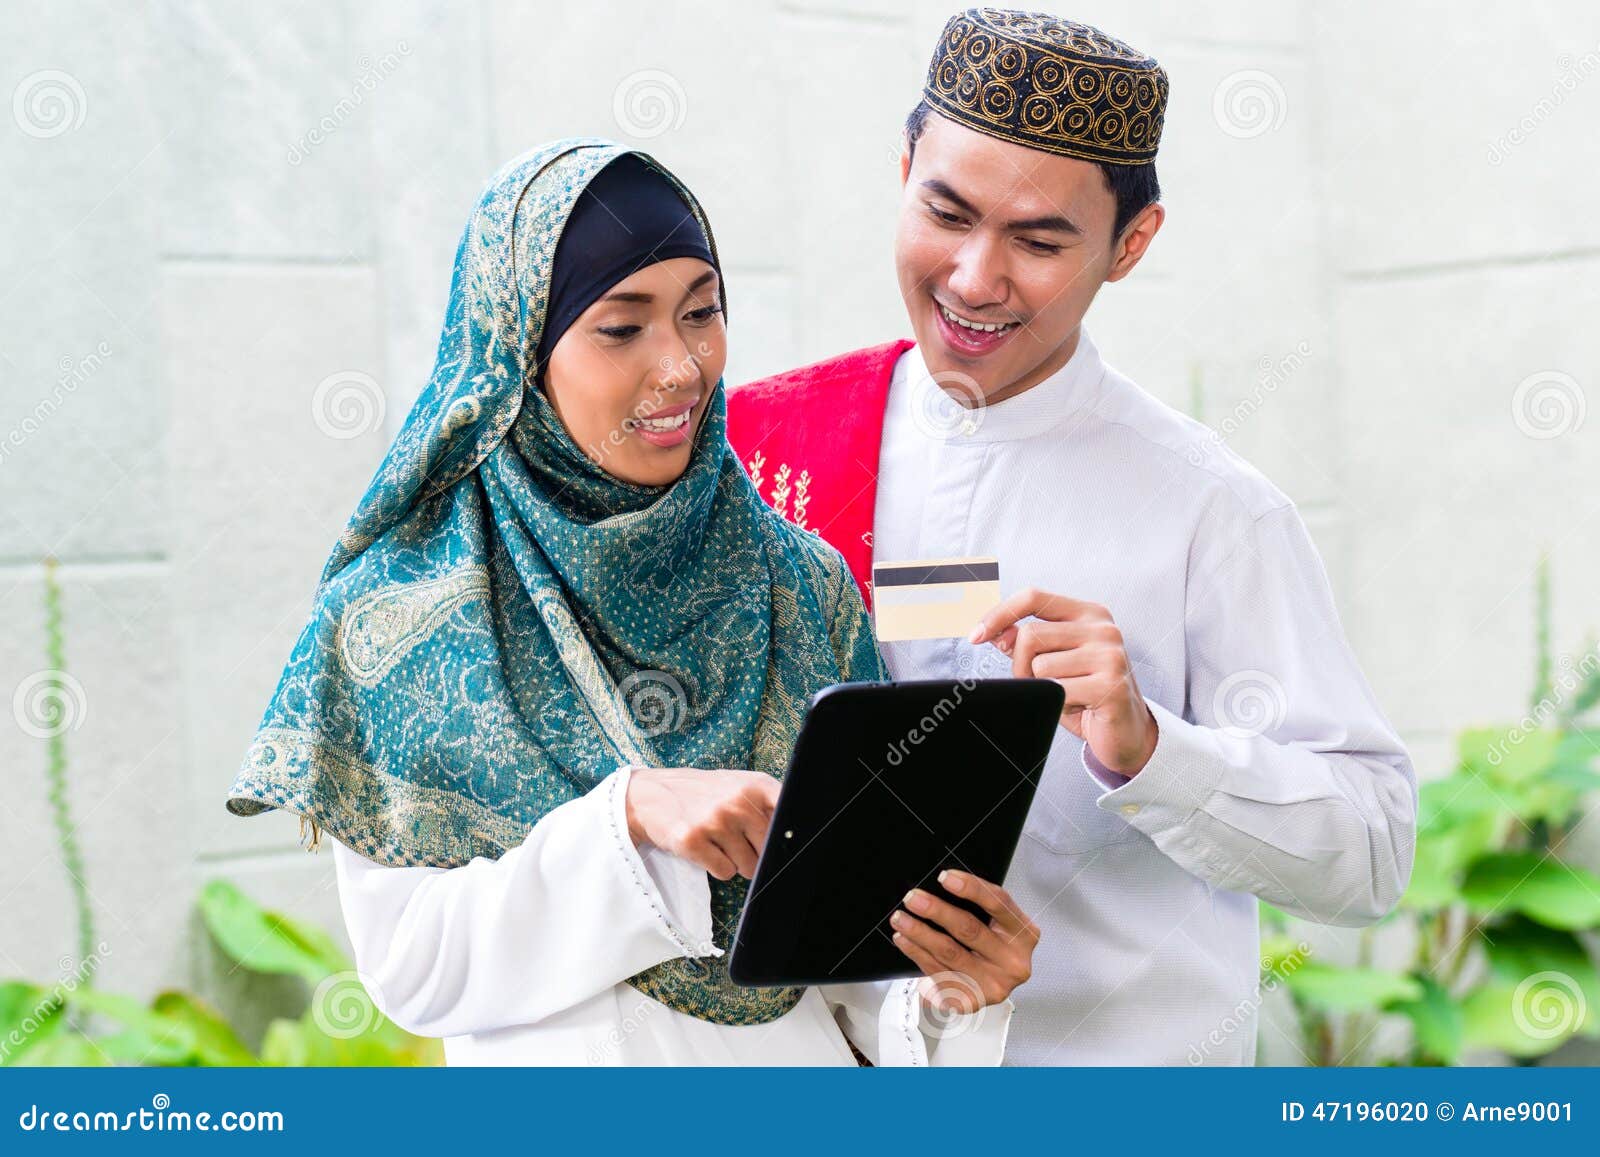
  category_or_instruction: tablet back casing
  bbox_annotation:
[728,678,1063,987]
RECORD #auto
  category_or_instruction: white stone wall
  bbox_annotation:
[2,0,1596,1052]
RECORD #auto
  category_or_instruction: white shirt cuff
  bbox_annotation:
[605,766,722,959]
[1082,699,1229,835]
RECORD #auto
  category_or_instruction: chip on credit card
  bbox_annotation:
[871,557,1001,642]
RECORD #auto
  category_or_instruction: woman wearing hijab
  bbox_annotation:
[225,140,1036,1066]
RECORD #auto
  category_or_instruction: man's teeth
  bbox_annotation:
[940,303,1015,334]
[635,410,691,432]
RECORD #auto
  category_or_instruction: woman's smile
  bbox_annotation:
[626,395,701,448]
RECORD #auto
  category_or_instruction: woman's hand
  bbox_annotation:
[623,767,781,880]
[891,869,1041,1015]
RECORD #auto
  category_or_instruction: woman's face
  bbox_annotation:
[543,256,726,487]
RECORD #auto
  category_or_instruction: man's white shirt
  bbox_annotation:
[872,330,1416,1065]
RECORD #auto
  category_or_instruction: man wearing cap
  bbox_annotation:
[728,9,1417,1065]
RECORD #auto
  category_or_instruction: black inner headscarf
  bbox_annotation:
[534,153,718,370]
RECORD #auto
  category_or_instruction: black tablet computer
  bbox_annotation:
[728,678,1064,987]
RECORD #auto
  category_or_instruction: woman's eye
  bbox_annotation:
[684,304,724,325]
[596,325,641,340]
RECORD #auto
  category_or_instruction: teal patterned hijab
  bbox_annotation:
[225,139,885,1025]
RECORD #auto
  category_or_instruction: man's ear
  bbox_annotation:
[899,146,911,186]
[1105,201,1164,284]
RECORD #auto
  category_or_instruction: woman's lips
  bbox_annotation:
[628,396,700,448]
[932,299,1019,358]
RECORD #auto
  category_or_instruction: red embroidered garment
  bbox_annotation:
[725,340,912,610]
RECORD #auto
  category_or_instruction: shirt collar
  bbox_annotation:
[899,327,1105,444]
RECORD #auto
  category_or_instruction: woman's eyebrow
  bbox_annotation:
[601,269,719,307]
[675,269,719,302]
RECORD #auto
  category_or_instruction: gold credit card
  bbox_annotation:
[872,557,1001,642]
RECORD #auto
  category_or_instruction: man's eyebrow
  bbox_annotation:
[601,268,719,306]
[920,178,982,218]
[920,178,1082,236]
[1006,210,1081,236]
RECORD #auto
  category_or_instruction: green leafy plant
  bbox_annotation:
[1,880,441,1066]
[5,554,438,1067]
[1264,556,1600,1064]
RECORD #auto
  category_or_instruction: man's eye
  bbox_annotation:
[928,204,964,225]
[1020,239,1061,255]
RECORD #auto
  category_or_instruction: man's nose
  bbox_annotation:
[944,234,1008,311]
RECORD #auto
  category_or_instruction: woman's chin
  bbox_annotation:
[608,445,693,487]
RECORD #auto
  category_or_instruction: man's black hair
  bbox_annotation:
[903,99,1160,240]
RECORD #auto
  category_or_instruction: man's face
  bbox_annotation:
[894,112,1158,405]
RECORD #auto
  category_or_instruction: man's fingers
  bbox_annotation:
[1000,620,1097,678]
[1029,647,1102,681]
[971,587,1101,643]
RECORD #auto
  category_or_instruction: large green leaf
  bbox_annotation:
[1482,918,1599,1039]
[0,982,66,1066]
[21,1031,112,1066]
[1461,981,1585,1058]
[257,1018,312,1067]
[1418,771,1505,830]
[150,991,259,1066]
[1284,963,1422,1012]
[256,1011,441,1068]
[199,878,351,984]
[1461,727,1561,786]
[1403,807,1500,911]
[1387,974,1463,1064]
[64,987,198,1066]
[1460,853,1600,930]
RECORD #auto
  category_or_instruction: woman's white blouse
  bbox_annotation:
[329,766,1012,1065]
